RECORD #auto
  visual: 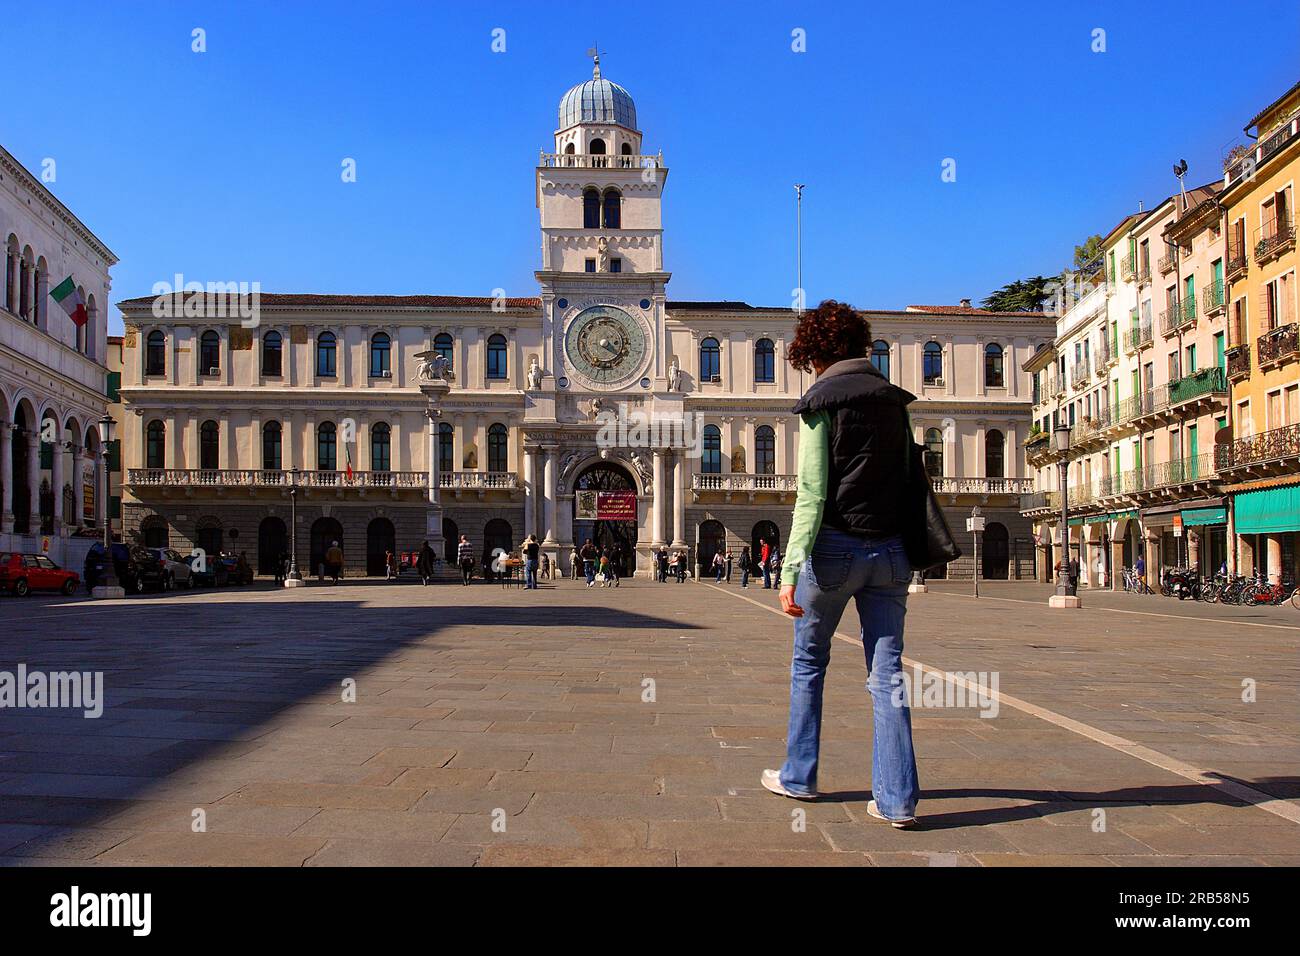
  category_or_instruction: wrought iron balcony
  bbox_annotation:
[1126,319,1153,352]
[1203,280,1225,316]
[1225,344,1251,381]
[1019,490,1060,515]
[1226,240,1248,282]
[1217,421,1300,472]
[1159,299,1195,337]
[1258,121,1296,164]
[1120,253,1138,282]
[1254,214,1296,263]
[1139,452,1217,489]
[1257,322,1299,368]
[1096,335,1114,368]
[1071,358,1091,388]
[1157,252,1176,275]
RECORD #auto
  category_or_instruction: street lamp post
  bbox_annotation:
[91,415,124,599]
[1049,422,1081,608]
[285,466,305,587]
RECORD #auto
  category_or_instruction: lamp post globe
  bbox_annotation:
[285,466,306,587]
[1049,421,1080,608]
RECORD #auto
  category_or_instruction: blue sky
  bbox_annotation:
[5,0,1299,333]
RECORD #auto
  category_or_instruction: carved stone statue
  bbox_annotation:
[414,350,454,383]
[667,358,681,392]
[588,397,606,420]
[596,236,609,273]
[526,357,543,390]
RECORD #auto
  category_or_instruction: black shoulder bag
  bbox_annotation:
[901,412,962,572]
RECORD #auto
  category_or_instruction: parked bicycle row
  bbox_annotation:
[1120,563,1300,607]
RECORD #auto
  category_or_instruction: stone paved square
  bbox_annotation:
[1,576,1296,867]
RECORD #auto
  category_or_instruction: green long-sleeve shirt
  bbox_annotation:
[780,409,831,589]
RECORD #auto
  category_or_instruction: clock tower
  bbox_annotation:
[535,52,671,396]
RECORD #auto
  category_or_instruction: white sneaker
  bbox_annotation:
[866,799,917,829]
[760,769,816,801]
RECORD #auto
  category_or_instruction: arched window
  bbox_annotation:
[438,422,454,475]
[200,330,220,375]
[702,424,722,474]
[755,426,776,475]
[370,422,391,472]
[262,421,282,470]
[754,338,776,383]
[146,420,165,469]
[589,138,607,167]
[583,188,601,229]
[985,429,1005,479]
[262,331,282,377]
[317,421,337,471]
[433,332,454,365]
[370,331,391,377]
[487,423,508,472]
[602,188,621,229]
[700,337,721,382]
[870,339,890,380]
[200,420,219,470]
[924,428,944,478]
[984,343,1005,387]
[619,142,633,167]
[145,330,166,376]
[923,341,943,384]
[486,333,508,380]
[316,331,337,377]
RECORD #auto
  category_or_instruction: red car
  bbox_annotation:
[0,552,81,596]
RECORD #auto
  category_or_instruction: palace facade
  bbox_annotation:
[117,61,1052,578]
[1,144,117,566]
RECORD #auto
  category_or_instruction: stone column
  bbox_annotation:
[5,253,17,313]
[0,423,13,533]
[425,409,441,505]
[51,438,65,532]
[1110,537,1124,591]
[1266,534,1283,585]
[671,451,686,547]
[542,447,558,545]
[26,430,41,533]
[651,448,666,546]
[523,446,537,539]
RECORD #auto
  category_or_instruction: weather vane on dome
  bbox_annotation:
[586,45,601,78]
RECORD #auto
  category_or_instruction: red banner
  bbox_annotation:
[596,491,637,521]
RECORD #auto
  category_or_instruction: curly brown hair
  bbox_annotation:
[786,299,870,373]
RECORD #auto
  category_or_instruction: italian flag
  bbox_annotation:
[344,446,354,481]
[49,276,88,327]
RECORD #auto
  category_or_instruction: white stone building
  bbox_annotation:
[117,61,1051,578]
[1,144,117,566]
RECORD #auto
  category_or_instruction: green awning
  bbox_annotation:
[1234,486,1300,535]
[1182,506,1227,527]
[1085,513,1113,524]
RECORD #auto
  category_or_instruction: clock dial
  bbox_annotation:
[563,305,648,389]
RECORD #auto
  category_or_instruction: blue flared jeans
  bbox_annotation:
[779,527,920,820]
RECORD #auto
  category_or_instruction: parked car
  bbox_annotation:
[149,548,194,590]
[186,551,230,588]
[84,542,166,594]
[219,552,255,586]
[0,552,80,596]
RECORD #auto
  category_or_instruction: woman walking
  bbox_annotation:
[761,299,920,829]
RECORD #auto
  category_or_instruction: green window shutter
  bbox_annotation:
[106,371,121,402]
[1214,332,1226,370]
[109,496,122,519]
[108,439,122,472]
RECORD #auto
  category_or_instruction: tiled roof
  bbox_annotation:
[900,304,1048,317]
[117,292,542,310]
[666,300,792,312]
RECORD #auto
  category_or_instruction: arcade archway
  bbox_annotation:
[573,462,638,574]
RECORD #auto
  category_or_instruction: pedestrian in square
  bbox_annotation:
[384,550,397,581]
[570,545,581,580]
[325,541,344,584]
[726,550,734,583]
[760,538,773,589]
[738,546,752,588]
[657,547,669,583]
[712,550,726,582]
[417,540,435,586]
[580,538,599,587]
[457,535,475,585]
[761,299,919,829]
[523,534,541,589]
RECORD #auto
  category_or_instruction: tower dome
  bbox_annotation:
[557,55,637,131]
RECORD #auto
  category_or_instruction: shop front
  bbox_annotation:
[1231,483,1300,585]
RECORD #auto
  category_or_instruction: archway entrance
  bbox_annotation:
[258,516,288,575]
[366,517,396,576]
[442,517,459,564]
[573,462,638,574]
[752,520,779,561]
[982,521,1009,579]
[697,520,725,576]
[310,517,344,577]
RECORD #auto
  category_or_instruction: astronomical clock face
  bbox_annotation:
[563,304,648,389]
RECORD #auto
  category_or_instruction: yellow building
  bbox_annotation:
[1217,79,1300,584]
